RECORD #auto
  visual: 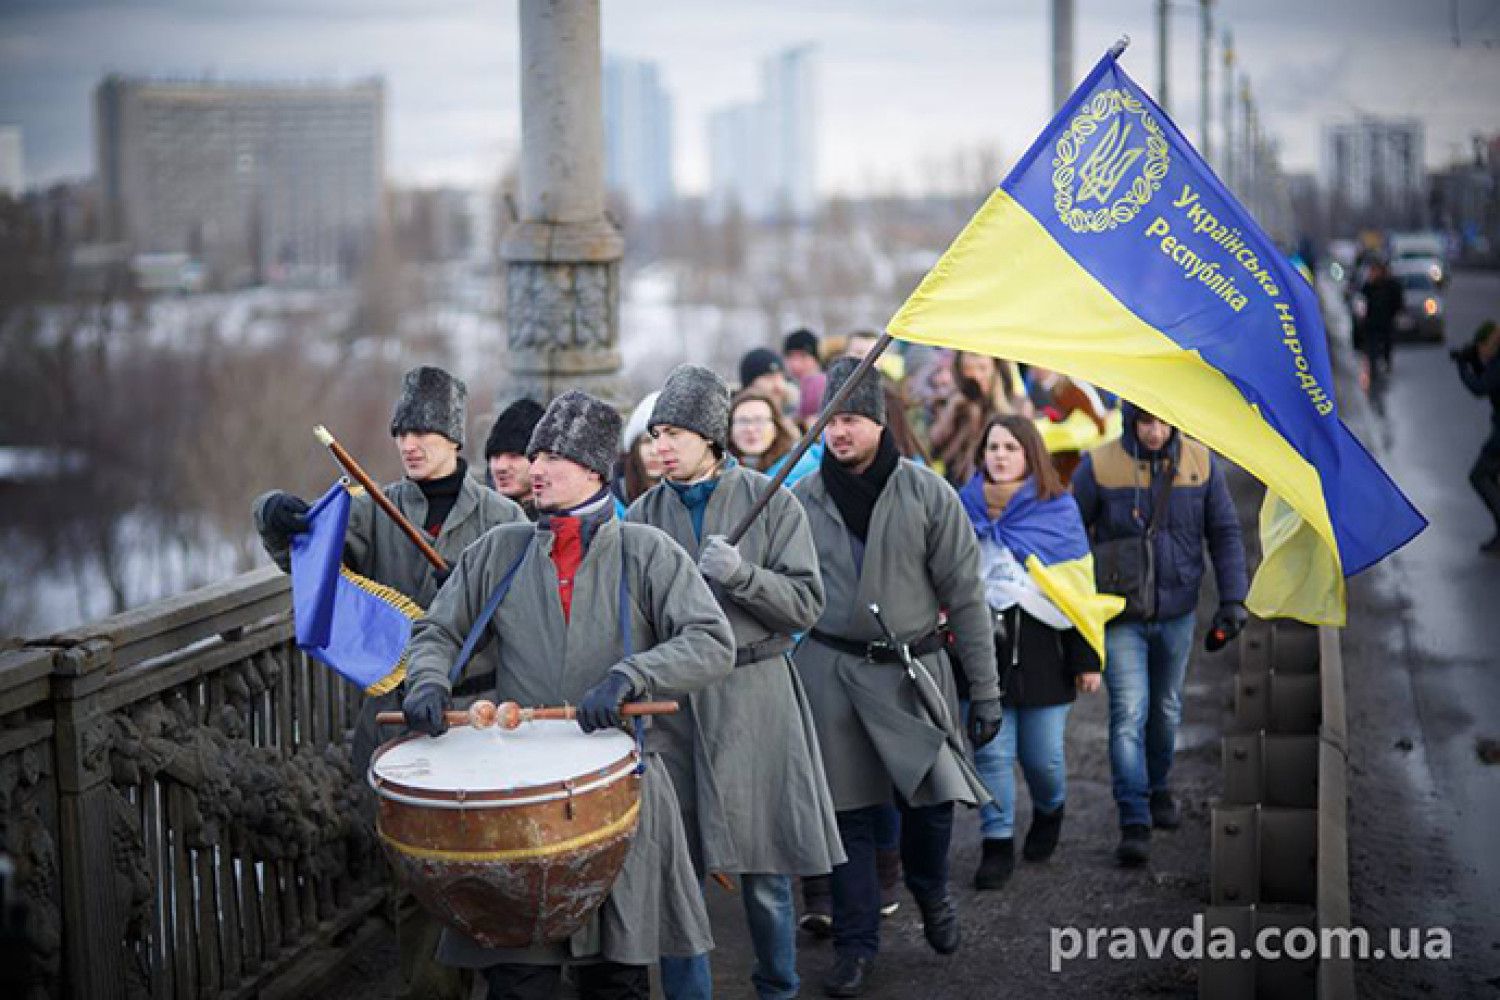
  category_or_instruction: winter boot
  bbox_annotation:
[1150,790,1181,830]
[913,893,961,955]
[1023,805,1065,861]
[1116,824,1151,867]
[973,838,1015,890]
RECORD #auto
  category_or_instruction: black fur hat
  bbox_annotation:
[822,356,886,425]
[485,398,546,459]
[390,366,467,445]
[526,390,622,480]
[649,364,731,450]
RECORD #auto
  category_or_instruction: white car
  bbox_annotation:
[1390,261,1445,343]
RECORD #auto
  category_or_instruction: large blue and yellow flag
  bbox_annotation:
[888,49,1425,625]
[290,482,420,694]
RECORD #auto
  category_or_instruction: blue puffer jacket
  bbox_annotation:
[1070,403,1248,621]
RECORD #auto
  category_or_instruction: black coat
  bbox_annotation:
[954,604,1100,708]
[995,606,1101,709]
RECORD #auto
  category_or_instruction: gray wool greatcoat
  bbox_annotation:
[791,460,1001,812]
[253,474,526,777]
[626,464,845,877]
[403,516,735,968]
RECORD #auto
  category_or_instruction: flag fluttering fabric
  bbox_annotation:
[290,482,419,694]
[959,477,1125,661]
[887,49,1425,625]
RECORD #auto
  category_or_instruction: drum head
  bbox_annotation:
[371,719,635,800]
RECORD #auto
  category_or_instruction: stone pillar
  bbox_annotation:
[501,0,625,405]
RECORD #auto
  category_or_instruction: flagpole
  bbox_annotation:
[314,425,449,572]
[725,331,896,545]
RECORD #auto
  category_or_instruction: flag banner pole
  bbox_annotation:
[726,332,895,545]
[314,425,449,572]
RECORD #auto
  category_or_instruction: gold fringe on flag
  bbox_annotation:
[337,566,424,696]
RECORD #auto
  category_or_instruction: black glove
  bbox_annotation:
[402,684,452,737]
[1205,602,1250,652]
[263,492,310,538]
[968,697,1004,749]
[577,671,636,734]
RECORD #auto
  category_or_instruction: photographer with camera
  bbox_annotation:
[1452,320,1500,555]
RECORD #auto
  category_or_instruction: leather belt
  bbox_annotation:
[808,627,946,664]
[734,635,797,667]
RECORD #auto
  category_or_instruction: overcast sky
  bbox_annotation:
[2,0,1497,195]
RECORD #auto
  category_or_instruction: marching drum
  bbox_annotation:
[370,719,641,948]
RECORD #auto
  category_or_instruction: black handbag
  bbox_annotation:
[1094,456,1175,620]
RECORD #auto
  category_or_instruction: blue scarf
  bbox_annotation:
[958,473,1091,566]
[666,458,735,541]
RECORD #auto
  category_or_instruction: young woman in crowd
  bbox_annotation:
[957,414,1105,891]
[727,389,799,471]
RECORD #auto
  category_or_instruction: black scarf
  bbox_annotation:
[416,458,467,536]
[821,429,900,542]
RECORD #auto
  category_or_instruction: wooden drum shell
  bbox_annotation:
[371,732,641,949]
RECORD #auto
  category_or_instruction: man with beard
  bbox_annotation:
[485,398,547,519]
[401,389,735,1000]
[252,364,525,1000]
[791,357,1002,997]
[628,364,843,1000]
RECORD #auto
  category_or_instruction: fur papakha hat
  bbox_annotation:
[485,398,546,458]
[390,365,468,445]
[821,356,886,425]
[526,390,622,481]
[649,364,731,450]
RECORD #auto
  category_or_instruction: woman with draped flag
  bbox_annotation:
[958,415,1123,891]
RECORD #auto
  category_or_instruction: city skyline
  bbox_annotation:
[1,0,1497,198]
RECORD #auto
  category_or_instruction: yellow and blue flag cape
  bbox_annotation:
[958,476,1124,660]
[888,50,1425,625]
[290,482,420,695]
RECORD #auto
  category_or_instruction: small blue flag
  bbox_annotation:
[290,482,419,695]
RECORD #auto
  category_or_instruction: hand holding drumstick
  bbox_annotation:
[380,697,679,736]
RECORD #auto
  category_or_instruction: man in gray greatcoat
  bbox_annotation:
[627,364,844,1000]
[401,389,736,1000]
[792,357,1004,998]
[252,364,524,1000]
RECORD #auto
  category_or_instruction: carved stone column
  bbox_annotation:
[501,0,625,405]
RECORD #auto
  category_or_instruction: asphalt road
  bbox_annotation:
[1335,267,1500,997]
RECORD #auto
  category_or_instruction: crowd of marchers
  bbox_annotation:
[251,327,1256,1000]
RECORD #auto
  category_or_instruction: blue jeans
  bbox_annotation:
[1104,614,1196,828]
[830,799,953,959]
[659,874,798,1000]
[968,702,1072,840]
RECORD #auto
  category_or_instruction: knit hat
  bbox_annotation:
[526,390,622,481]
[390,366,467,445]
[621,391,661,451]
[822,356,886,425]
[485,398,546,458]
[739,347,784,388]
[783,328,820,360]
[649,365,731,450]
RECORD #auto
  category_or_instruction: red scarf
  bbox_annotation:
[550,516,584,622]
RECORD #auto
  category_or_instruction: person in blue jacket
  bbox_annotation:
[1071,402,1248,867]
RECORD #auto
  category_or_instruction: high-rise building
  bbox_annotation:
[603,55,675,216]
[0,126,23,197]
[95,76,385,286]
[708,45,817,221]
[1321,118,1425,224]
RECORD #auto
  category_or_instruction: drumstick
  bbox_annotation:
[375,699,680,729]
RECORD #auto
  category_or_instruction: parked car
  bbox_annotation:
[1390,261,1445,343]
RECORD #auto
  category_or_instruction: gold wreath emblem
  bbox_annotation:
[1053,89,1169,234]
